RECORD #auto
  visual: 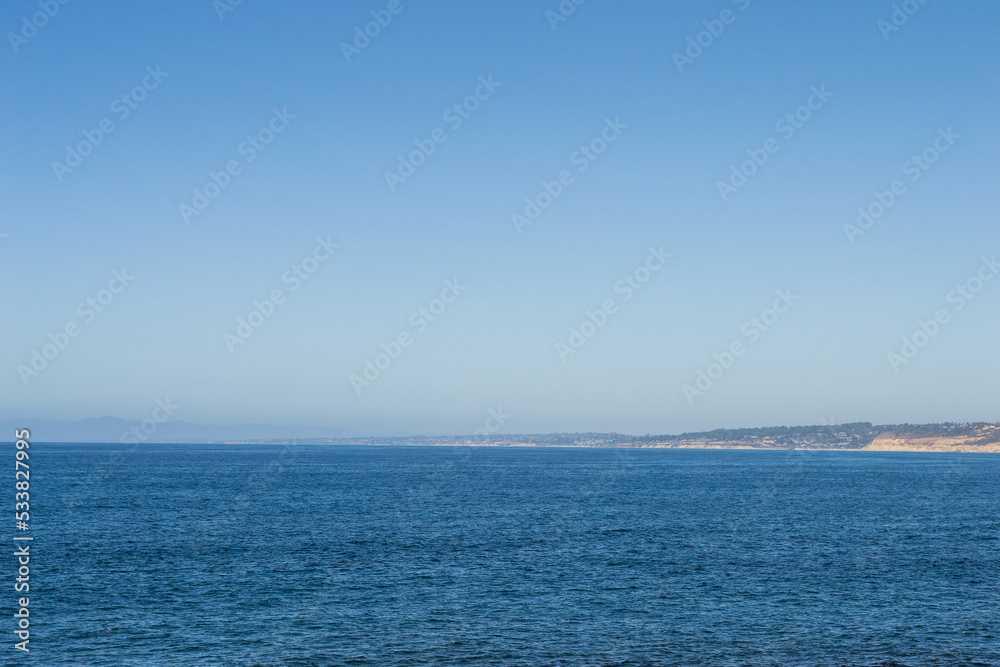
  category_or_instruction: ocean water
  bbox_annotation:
[24,444,1000,666]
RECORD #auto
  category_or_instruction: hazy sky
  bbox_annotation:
[2,0,998,436]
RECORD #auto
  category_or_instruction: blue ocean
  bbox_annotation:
[27,445,1000,666]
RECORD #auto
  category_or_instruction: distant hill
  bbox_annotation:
[286,423,1000,452]
[631,422,1000,452]
[2,420,998,451]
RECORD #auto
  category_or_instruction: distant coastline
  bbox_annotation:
[8,420,999,452]
[124,423,1000,453]
[287,422,1000,453]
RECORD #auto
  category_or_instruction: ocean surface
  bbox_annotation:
[24,444,1000,666]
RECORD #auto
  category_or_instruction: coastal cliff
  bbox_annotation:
[864,424,1000,452]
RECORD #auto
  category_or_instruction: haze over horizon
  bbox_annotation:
[3,0,999,436]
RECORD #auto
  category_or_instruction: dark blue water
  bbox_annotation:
[22,445,1000,665]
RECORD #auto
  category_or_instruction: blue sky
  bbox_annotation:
[2,0,998,436]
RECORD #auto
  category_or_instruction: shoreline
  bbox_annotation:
[441,443,1000,453]
[27,439,1000,453]
[202,441,1000,453]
